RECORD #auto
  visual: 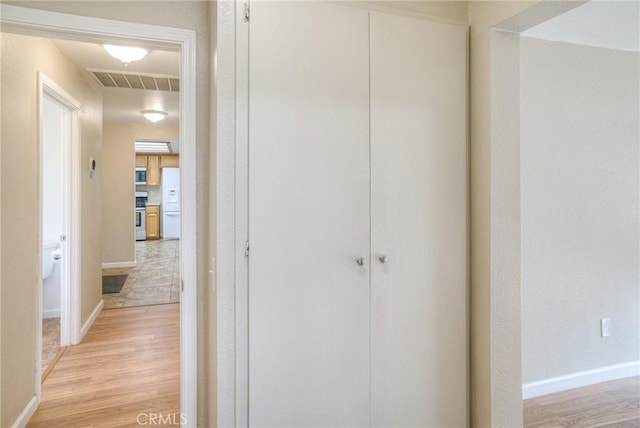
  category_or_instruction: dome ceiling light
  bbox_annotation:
[141,110,168,123]
[104,44,148,64]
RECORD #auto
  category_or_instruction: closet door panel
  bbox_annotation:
[370,12,468,427]
[248,2,371,426]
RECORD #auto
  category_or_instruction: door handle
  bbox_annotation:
[378,255,388,263]
[356,257,365,266]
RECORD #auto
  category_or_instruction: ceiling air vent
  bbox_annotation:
[89,69,179,92]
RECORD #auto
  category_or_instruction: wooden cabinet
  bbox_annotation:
[146,155,160,186]
[136,155,147,167]
[136,154,179,187]
[145,205,160,240]
[160,154,179,168]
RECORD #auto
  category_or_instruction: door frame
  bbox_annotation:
[37,73,81,398]
[1,4,198,424]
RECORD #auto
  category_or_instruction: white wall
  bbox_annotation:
[1,32,103,426]
[467,2,538,426]
[520,37,640,382]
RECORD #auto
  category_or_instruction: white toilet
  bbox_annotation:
[42,241,61,279]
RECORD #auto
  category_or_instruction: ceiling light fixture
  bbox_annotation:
[141,110,168,123]
[103,44,148,64]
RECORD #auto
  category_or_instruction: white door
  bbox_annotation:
[248,2,370,426]
[369,12,468,427]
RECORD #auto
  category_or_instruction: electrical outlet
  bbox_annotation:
[600,318,611,337]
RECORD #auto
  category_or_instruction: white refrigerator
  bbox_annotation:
[162,167,180,239]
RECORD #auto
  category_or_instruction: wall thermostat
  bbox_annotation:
[89,157,96,179]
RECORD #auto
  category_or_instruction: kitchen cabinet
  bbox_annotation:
[136,154,179,179]
[145,205,160,240]
[135,155,147,167]
[146,155,160,186]
[160,154,179,168]
[246,3,466,427]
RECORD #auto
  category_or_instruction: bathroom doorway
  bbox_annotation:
[38,74,81,383]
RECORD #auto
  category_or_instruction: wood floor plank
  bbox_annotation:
[524,376,640,428]
[28,303,180,427]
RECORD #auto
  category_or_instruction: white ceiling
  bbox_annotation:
[521,0,640,52]
[52,38,180,125]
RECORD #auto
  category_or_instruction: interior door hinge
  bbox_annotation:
[243,3,250,22]
[244,240,250,257]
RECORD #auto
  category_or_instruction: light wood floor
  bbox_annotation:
[28,303,180,428]
[524,376,640,427]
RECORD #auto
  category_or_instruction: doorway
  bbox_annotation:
[1,4,198,424]
[39,81,79,382]
[485,0,640,423]
[104,140,182,308]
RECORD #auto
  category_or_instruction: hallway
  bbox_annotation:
[28,304,180,427]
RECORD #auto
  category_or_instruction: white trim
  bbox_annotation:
[43,309,61,319]
[179,18,199,428]
[522,361,640,399]
[217,0,238,425]
[79,299,104,342]
[2,5,198,426]
[38,73,81,108]
[102,261,137,269]
[10,395,39,428]
[234,0,250,424]
[350,1,467,27]
[69,101,82,346]
[0,4,183,49]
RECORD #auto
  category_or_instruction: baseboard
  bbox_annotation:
[101,261,136,269]
[523,360,640,399]
[11,394,39,428]
[79,299,103,342]
[43,309,60,319]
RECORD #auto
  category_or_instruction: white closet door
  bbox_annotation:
[248,2,370,426]
[370,12,468,427]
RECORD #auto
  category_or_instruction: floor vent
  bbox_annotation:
[89,69,179,92]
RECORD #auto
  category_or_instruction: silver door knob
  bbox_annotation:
[356,257,365,266]
[378,255,388,263]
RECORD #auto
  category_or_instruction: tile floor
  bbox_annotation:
[42,318,60,375]
[102,239,180,309]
